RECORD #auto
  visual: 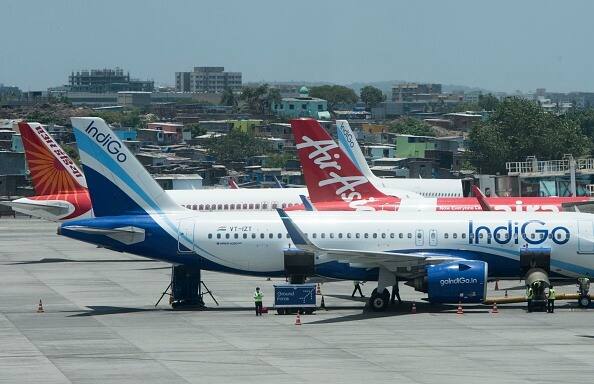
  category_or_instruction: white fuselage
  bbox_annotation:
[168,210,594,278]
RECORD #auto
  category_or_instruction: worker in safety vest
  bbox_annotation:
[547,285,556,313]
[526,286,534,312]
[253,287,263,316]
[352,281,364,298]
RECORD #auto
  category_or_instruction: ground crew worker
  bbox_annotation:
[391,281,402,305]
[253,287,263,316]
[526,285,534,312]
[352,281,364,298]
[547,285,556,313]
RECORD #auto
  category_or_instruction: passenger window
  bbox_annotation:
[453,233,458,239]
[479,233,484,239]
[444,233,449,239]
[338,233,343,239]
[243,204,248,209]
[347,233,351,239]
[268,233,273,239]
[286,233,290,238]
[243,233,247,239]
[249,204,254,209]
[407,233,412,239]
[260,233,265,239]
[556,233,562,239]
[199,204,204,210]
[234,233,239,239]
[373,233,378,239]
[321,233,326,239]
[461,233,466,239]
[225,233,230,239]
[208,234,212,239]
[313,233,317,239]
[205,204,211,210]
[252,233,256,239]
[390,233,394,239]
[193,204,198,210]
[272,203,278,209]
[217,233,221,239]
[224,204,229,210]
[255,204,260,210]
[399,233,403,239]
[217,204,222,210]
[417,232,422,239]
[364,233,369,239]
[355,233,360,239]
[330,233,334,239]
[263,203,268,209]
[530,233,535,239]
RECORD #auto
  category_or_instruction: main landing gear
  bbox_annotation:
[369,288,391,311]
[577,277,591,308]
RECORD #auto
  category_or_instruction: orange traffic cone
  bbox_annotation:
[37,299,44,313]
[316,283,321,295]
[495,280,500,291]
[294,311,302,326]
[491,302,499,314]
[411,302,417,314]
[456,301,464,315]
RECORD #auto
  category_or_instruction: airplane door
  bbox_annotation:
[178,219,195,253]
[578,220,594,253]
[429,229,438,246]
[415,229,424,246]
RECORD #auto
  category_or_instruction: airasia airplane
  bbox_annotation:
[289,118,592,213]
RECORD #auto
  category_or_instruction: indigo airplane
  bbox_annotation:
[58,117,594,310]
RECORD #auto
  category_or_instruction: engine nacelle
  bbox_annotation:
[427,260,488,303]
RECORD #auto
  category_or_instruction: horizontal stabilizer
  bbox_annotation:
[61,225,145,245]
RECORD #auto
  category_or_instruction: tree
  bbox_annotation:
[478,93,500,111]
[221,87,237,107]
[360,86,385,109]
[309,85,358,110]
[388,117,436,136]
[240,84,274,115]
[202,129,271,163]
[466,97,590,174]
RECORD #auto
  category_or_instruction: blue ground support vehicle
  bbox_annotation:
[274,283,317,315]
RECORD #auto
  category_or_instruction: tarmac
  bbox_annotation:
[1,217,594,384]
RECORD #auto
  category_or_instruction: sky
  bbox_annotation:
[2,0,593,93]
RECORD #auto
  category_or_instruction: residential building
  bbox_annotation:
[175,66,242,93]
[392,83,442,102]
[394,134,436,158]
[271,87,330,119]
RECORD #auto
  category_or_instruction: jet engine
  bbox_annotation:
[410,260,488,303]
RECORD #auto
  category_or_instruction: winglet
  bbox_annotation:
[299,195,316,211]
[276,209,316,251]
[228,179,239,189]
[472,185,493,211]
[273,175,284,189]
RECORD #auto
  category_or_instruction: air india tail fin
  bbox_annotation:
[70,117,183,217]
[18,122,87,195]
[290,118,388,203]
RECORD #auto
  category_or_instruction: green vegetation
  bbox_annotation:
[466,97,591,174]
[360,85,386,109]
[202,129,271,163]
[221,87,238,108]
[388,117,436,136]
[266,152,294,168]
[309,85,358,110]
[239,84,281,115]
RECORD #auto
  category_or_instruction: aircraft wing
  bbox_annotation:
[277,209,458,271]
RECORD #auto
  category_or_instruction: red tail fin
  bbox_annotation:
[291,118,387,203]
[18,122,87,195]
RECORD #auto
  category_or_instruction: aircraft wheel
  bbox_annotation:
[369,288,390,312]
[578,296,591,308]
